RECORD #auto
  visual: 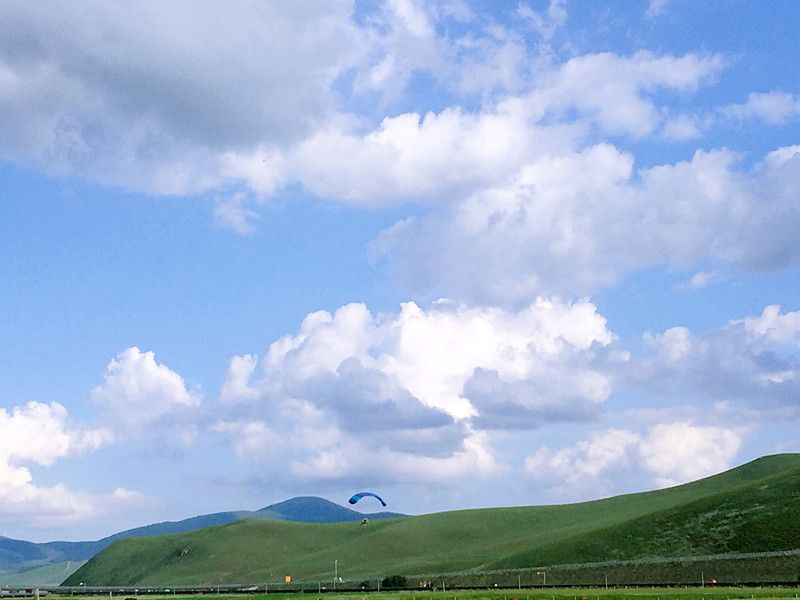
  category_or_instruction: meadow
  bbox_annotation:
[44,588,800,600]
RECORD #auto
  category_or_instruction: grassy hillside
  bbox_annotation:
[65,454,800,586]
[0,497,401,576]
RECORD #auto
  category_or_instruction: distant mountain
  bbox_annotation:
[255,496,402,523]
[0,497,404,585]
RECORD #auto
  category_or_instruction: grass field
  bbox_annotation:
[42,589,800,600]
[65,455,800,586]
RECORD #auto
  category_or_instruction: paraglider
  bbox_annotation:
[348,491,387,507]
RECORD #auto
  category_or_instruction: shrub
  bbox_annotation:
[381,574,408,589]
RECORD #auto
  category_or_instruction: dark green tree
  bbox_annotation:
[381,575,408,589]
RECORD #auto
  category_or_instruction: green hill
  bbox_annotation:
[65,454,800,586]
[0,497,401,577]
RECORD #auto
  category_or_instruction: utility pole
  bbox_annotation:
[334,559,338,591]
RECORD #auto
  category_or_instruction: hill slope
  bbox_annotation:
[65,454,800,586]
[1,497,401,582]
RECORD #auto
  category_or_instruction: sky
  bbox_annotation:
[1,0,800,542]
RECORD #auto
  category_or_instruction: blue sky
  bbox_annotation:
[1,0,800,542]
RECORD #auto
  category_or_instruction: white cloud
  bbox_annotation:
[0,401,147,528]
[721,91,800,125]
[631,305,800,411]
[645,0,670,18]
[0,0,729,215]
[220,354,261,403]
[288,105,568,205]
[285,51,724,207]
[527,51,724,137]
[741,304,800,346]
[350,0,556,102]
[764,144,800,168]
[211,420,278,460]
[675,270,726,290]
[660,91,799,142]
[289,431,501,483]
[215,298,613,483]
[353,0,442,102]
[638,422,742,487]
[92,347,201,444]
[214,192,258,235]
[0,1,364,194]
[522,303,800,495]
[661,113,703,141]
[377,143,800,302]
[524,428,641,485]
[525,421,743,493]
[226,298,614,419]
[0,401,110,467]
[517,0,567,42]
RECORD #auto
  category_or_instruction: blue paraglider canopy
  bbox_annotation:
[348,491,387,507]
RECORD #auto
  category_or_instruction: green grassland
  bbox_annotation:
[65,454,800,586]
[46,589,800,600]
[412,551,800,588]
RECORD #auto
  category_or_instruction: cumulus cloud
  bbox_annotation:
[1,0,561,197]
[377,144,800,302]
[0,401,147,528]
[525,421,743,494]
[286,51,723,206]
[524,428,641,487]
[287,105,569,205]
[522,302,800,496]
[0,401,110,467]
[638,422,743,487]
[0,0,729,212]
[464,366,606,430]
[215,298,613,482]
[527,51,724,138]
[0,1,363,193]
[92,346,201,445]
[632,305,800,411]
